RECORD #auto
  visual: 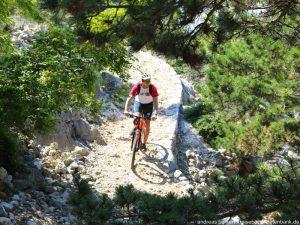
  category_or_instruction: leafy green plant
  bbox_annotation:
[0,24,130,170]
[0,129,22,172]
[166,57,202,82]
[0,0,42,54]
[70,158,299,224]
[187,34,299,157]
[69,173,114,225]
[1,26,100,135]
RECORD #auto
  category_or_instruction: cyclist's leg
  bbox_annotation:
[133,101,142,117]
[141,102,153,144]
[130,101,142,136]
[143,118,151,144]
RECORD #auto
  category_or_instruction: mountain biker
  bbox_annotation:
[124,73,159,150]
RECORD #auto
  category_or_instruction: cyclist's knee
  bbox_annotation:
[134,112,141,116]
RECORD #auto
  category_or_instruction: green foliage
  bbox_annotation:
[42,0,300,66]
[90,8,126,33]
[70,159,300,224]
[166,57,201,82]
[208,160,300,220]
[69,173,113,225]
[0,0,42,53]
[114,184,139,215]
[0,0,13,53]
[70,177,217,225]
[0,24,130,169]
[187,34,299,156]
[0,26,102,135]
[0,129,22,172]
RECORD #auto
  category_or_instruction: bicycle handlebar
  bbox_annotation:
[127,113,151,120]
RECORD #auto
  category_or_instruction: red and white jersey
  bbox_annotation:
[130,83,159,104]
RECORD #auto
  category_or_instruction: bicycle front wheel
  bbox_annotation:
[131,131,141,169]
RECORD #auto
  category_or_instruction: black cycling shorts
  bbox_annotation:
[133,101,153,118]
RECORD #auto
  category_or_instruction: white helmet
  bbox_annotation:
[141,73,151,80]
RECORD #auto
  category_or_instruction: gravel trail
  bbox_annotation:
[85,51,193,196]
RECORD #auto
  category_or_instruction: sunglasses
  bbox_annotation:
[142,79,151,83]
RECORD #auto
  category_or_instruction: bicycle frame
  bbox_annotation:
[129,114,150,169]
[130,114,150,132]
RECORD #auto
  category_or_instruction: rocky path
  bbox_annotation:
[85,51,193,197]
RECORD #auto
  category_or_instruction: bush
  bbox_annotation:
[70,159,300,224]
[188,34,299,156]
[0,26,102,134]
[166,57,202,83]
[0,25,130,170]
[69,173,114,225]
[0,129,22,172]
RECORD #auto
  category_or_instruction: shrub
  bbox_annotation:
[0,25,130,170]
[187,34,299,157]
[0,129,22,172]
[70,158,299,224]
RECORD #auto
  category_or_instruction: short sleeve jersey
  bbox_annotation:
[130,83,159,104]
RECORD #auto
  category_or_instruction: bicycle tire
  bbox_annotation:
[131,131,140,169]
[130,131,135,150]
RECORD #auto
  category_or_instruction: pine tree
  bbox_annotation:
[41,0,300,66]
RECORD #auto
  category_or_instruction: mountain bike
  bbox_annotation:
[128,113,151,170]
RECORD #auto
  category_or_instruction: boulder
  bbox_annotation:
[63,157,75,167]
[100,102,125,121]
[11,194,20,201]
[34,120,75,150]
[73,120,106,144]
[13,168,45,191]
[173,170,183,179]
[49,190,70,207]
[26,220,37,225]
[67,162,79,173]
[196,169,208,179]
[1,202,15,211]
[73,120,91,139]
[0,168,8,181]
[166,160,178,173]
[185,149,196,159]
[0,206,7,217]
[0,217,13,225]
[61,111,83,123]
[32,159,43,170]
[98,71,122,93]
[220,216,242,225]
[55,162,67,174]
[73,146,90,157]
[287,150,300,160]
[0,168,13,191]
[181,79,196,105]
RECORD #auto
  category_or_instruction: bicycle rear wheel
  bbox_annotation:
[131,131,141,169]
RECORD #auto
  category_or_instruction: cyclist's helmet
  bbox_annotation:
[141,73,151,81]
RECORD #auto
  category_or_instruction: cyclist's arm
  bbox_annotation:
[124,95,135,112]
[153,96,158,115]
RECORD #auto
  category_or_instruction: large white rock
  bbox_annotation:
[220,216,242,225]
[181,78,196,105]
[100,102,125,121]
[73,119,105,144]
[33,159,43,170]
[55,162,67,174]
[73,146,90,157]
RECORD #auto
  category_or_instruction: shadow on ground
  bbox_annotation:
[132,142,174,185]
